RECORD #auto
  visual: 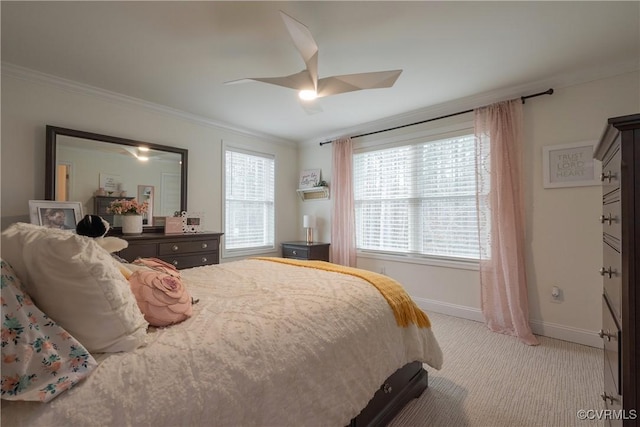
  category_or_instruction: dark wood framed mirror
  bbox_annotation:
[45,125,188,234]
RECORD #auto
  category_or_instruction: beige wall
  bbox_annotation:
[3,66,638,346]
[298,71,640,346]
[1,71,300,260]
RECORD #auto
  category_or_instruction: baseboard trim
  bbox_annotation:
[528,319,602,348]
[412,297,601,348]
[413,297,485,323]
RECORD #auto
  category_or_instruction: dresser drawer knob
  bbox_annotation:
[600,171,616,182]
[172,245,180,252]
[599,213,616,225]
[382,383,393,394]
[600,392,618,405]
[292,250,297,255]
[598,329,616,341]
[201,243,208,249]
[172,260,179,267]
[599,267,615,278]
[201,257,208,263]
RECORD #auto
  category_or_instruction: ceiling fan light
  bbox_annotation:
[299,90,317,101]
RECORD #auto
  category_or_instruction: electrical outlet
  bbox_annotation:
[550,285,563,303]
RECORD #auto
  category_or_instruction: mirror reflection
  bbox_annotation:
[137,185,154,225]
[46,126,188,232]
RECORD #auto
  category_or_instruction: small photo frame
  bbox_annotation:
[299,169,321,189]
[29,200,83,231]
[181,211,204,233]
[542,141,601,189]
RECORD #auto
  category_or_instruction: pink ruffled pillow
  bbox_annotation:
[127,258,193,327]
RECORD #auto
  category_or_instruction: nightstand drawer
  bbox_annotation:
[283,246,309,259]
[281,242,330,261]
[158,239,219,256]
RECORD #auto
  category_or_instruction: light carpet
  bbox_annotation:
[388,312,604,427]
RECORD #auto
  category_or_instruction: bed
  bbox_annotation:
[1,223,442,426]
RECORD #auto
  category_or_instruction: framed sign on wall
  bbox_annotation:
[542,141,601,189]
[299,169,321,189]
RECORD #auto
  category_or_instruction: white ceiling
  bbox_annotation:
[2,1,639,143]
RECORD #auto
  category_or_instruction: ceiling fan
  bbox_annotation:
[226,11,402,113]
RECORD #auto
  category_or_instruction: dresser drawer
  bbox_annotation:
[603,366,623,427]
[159,253,217,270]
[602,190,621,240]
[602,237,622,321]
[602,296,621,395]
[600,143,621,194]
[117,232,223,269]
[158,239,219,256]
[119,243,158,261]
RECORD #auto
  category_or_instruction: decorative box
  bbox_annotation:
[164,217,183,234]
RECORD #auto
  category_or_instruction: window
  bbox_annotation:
[353,133,486,261]
[224,147,275,255]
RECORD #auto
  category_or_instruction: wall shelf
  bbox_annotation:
[296,186,329,201]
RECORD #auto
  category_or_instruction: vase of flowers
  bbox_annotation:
[107,199,149,235]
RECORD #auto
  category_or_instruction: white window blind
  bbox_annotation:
[224,148,275,253]
[354,134,485,260]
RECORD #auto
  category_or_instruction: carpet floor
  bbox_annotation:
[388,312,604,427]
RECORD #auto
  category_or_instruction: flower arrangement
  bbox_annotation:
[107,199,149,215]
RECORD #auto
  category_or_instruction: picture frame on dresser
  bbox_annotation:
[28,200,83,231]
[542,141,601,188]
[181,211,204,233]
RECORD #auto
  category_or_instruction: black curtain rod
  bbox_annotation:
[319,88,554,146]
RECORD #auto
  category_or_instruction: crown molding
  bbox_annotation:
[303,58,639,146]
[1,62,298,148]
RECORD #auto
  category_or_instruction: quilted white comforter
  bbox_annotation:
[1,259,442,427]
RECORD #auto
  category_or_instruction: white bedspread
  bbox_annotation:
[1,259,442,427]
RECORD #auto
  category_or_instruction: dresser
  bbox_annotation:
[117,232,223,270]
[594,113,640,426]
[281,241,330,261]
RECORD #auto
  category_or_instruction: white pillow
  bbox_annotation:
[1,223,148,353]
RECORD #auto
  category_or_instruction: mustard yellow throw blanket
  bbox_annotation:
[254,257,431,328]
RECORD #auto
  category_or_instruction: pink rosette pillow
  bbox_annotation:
[128,258,193,327]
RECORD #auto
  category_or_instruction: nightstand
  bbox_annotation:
[281,241,330,262]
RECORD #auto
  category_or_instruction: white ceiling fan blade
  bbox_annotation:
[306,51,319,92]
[317,70,403,97]
[224,70,314,91]
[280,10,318,90]
[227,12,401,105]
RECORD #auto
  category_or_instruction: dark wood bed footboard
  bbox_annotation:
[349,361,428,427]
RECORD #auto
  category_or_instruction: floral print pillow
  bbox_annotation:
[1,260,98,402]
